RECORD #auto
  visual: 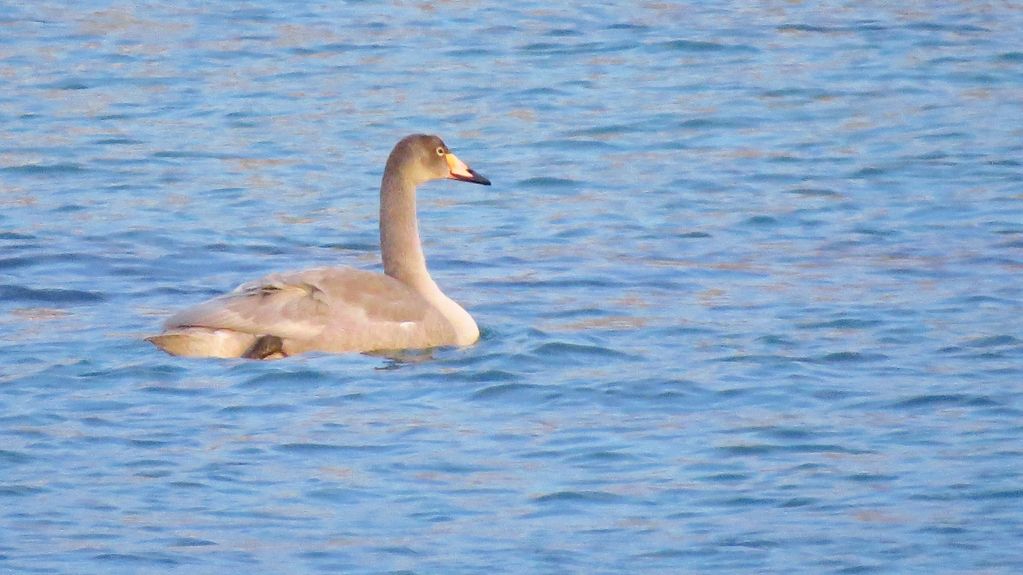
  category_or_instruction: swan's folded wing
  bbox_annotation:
[164,267,442,342]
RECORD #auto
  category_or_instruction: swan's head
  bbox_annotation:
[391,134,491,186]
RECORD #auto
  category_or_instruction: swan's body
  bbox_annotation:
[147,134,490,359]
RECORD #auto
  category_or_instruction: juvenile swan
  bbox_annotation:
[147,134,491,359]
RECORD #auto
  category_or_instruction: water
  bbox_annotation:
[2,2,1022,573]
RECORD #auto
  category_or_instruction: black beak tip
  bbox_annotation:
[463,169,491,186]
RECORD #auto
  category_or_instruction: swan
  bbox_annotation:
[147,134,491,359]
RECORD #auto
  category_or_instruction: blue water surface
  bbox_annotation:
[2,2,1022,574]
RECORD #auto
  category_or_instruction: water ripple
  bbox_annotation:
[2,2,1022,574]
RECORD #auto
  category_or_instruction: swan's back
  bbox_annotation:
[148,267,457,357]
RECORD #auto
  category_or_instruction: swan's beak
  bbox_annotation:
[445,152,491,186]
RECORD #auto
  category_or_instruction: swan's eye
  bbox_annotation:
[436,146,445,156]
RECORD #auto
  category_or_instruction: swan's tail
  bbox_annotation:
[146,328,260,359]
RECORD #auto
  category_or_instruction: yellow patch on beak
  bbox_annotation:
[445,153,472,178]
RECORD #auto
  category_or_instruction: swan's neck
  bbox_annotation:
[380,171,429,289]
[379,171,479,345]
